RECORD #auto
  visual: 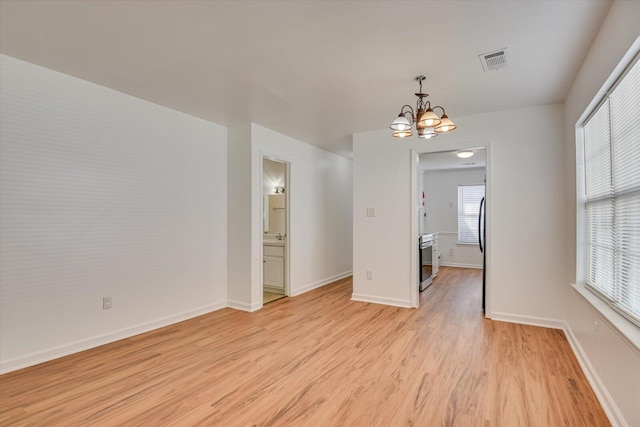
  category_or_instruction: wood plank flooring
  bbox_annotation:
[0,267,609,426]
[263,291,286,305]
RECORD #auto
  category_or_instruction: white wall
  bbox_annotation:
[417,169,425,234]
[353,136,416,307]
[353,103,566,318]
[227,123,253,308]
[0,55,228,373]
[227,123,353,310]
[423,168,485,268]
[251,124,353,299]
[562,1,640,425]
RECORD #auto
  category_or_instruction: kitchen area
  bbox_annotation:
[418,232,439,291]
[417,148,486,296]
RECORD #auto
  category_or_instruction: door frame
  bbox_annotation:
[410,143,492,315]
[260,152,291,304]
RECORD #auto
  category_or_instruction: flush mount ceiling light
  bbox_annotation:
[390,75,457,139]
[456,151,474,159]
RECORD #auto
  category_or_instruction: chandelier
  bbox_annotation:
[389,75,457,139]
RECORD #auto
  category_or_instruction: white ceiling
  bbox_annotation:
[0,0,612,157]
[419,148,486,171]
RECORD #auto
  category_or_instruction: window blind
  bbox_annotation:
[457,184,485,244]
[583,53,640,325]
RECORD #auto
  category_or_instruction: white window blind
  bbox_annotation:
[583,53,640,325]
[457,184,485,244]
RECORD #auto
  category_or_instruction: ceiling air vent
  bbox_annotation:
[479,48,508,72]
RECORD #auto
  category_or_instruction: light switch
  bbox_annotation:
[366,208,376,217]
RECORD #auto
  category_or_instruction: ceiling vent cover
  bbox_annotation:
[479,48,508,72]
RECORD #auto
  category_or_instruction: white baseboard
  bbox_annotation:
[487,311,624,426]
[0,301,227,374]
[229,271,353,312]
[439,262,483,269]
[227,299,262,312]
[351,293,413,308]
[562,322,626,427]
[487,311,564,329]
[290,270,352,297]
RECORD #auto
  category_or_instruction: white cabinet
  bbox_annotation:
[263,244,285,291]
[264,256,284,289]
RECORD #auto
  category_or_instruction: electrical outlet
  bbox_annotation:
[366,271,373,280]
[449,248,454,257]
[366,208,376,217]
[594,320,600,338]
[103,297,112,310]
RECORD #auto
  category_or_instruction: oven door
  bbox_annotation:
[419,237,434,292]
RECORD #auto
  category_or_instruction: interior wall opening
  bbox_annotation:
[413,146,488,314]
[262,157,289,305]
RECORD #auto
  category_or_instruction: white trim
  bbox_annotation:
[413,142,492,315]
[489,309,627,426]
[573,37,640,352]
[571,283,640,355]
[439,262,483,269]
[575,37,640,128]
[227,299,262,312]
[410,149,419,309]
[290,271,353,297]
[487,312,564,329]
[0,302,227,374]
[259,151,292,307]
[351,293,413,308]
[562,321,627,427]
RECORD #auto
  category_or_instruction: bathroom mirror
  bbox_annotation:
[263,158,287,235]
[263,195,270,233]
[268,194,285,234]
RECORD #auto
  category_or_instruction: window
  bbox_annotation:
[457,184,485,244]
[582,53,640,326]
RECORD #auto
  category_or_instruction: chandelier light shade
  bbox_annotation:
[417,128,438,139]
[390,115,411,131]
[418,110,441,128]
[393,129,413,138]
[390,75,456,139]
[435,114,457,133]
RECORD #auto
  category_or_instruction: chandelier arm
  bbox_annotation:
[417,99,432,111]
[432,106,447,116]
[399,105,416,123]
[390,76,455,137]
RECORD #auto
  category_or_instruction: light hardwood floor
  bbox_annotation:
[0,267,609,426]
[263,291,285,305]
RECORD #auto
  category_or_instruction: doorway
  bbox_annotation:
[262,157,289,304]
[413,146,488,313]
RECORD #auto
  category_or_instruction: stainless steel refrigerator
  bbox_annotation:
[479,194,486,312]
